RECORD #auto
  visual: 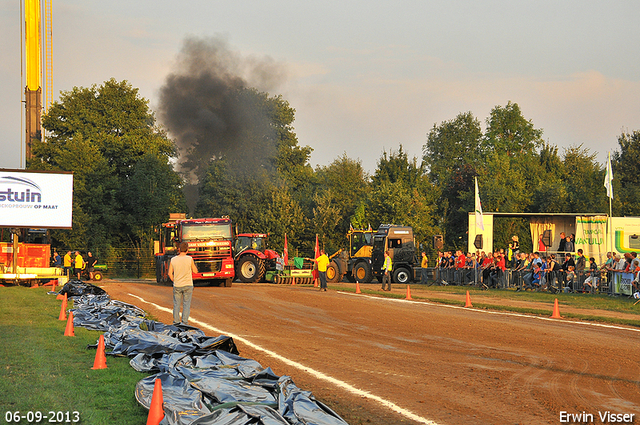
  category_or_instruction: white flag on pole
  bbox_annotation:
[604,152,614,199]
[475,177,484,231]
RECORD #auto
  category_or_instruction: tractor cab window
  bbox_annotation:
[162,226,177,254]
[234,236,265,255]
[234,237,250,254]
[389,238,402,249]
[250,238,264,251]
[351,232,372,256]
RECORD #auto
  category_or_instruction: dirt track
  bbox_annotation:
[101,280,640,425]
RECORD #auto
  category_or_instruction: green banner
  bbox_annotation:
[575,216,607,264]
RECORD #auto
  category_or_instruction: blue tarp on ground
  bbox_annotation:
[63,284,348,425]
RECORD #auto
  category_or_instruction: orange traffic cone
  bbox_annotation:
[551,298,562,319]
[58,294,68,321]
[355,281,361,294]
[313,278,318,288]
[147,378,165,425]
[291,277,296,286]
[64,311,75,337]
[464,290,473,308]
[405,285,413,300]
[91,334,107,370]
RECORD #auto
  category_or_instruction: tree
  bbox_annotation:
[120,153,188,243]
[423,113,482,245]
[423,112,483,186]
[314,154,370,248]
[255,185,308,256]
[613,130,640,216]
[483,101,543,156]
[367,147,439,250]
[562,145,608,213]
[30,79,184,252]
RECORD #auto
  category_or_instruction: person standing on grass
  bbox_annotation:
[86,252,98,280]
[63,251,73,277]
[168,242,198,325]
[74,251,84,280]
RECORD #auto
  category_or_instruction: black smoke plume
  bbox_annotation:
[158,36,287,192]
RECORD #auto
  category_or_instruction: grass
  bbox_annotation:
[2,282,639,424]
[332,282,640,327]
[0,286,148,425]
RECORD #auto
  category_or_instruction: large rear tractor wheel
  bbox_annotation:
[326,261,342,283]
[236,255,265,283]
[353,262,373,283]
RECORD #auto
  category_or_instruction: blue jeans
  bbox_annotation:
[319,271,327,289]
[173,285,194,324]
[421,268,429,284]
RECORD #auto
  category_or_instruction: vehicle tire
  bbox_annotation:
[352,262,372,283]
[326,261,341,283]
[393,267,411,284]
[236,255,265,283]
[160,261,171,284]
[93,271,103,282]
[155,258,163,283]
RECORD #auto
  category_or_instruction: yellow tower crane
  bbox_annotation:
[23,0,53,163]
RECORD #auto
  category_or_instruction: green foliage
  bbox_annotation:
[30,75,640,262]
[314,154,371,251]
[613,131,640,216]
[368,147,439,251]
[30,79,185,254]
[255,185,308,256]
[423,111,483,186]
[483,101,543,156]
[561,145,608,213]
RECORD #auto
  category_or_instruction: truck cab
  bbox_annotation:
[155,215,235,286]
[371,224,419,284]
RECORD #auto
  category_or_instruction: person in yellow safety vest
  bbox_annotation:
[63,251,73,277]
[309,249,330,291]
[74,251,84,280]
[381,250,392,291]
[420,252,429,285]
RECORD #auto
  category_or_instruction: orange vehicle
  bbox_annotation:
[155,215,235,287]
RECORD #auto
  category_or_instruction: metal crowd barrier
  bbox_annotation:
[426,266,616,294]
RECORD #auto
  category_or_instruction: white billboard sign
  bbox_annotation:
[0,169,73,229]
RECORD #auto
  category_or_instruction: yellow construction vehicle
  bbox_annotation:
[326,227,375,283]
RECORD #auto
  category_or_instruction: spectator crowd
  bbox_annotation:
[431,235,640,297]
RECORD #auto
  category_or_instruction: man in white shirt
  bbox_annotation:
[168,242,198,325]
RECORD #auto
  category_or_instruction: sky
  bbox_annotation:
[1,0,639,173]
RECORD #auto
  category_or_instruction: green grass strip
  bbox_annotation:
[0,287,148,425]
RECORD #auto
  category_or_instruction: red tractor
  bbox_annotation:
[233,233,281,283]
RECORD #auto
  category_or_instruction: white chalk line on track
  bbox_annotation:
[127,293,439,425]
[338,291,640,334]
